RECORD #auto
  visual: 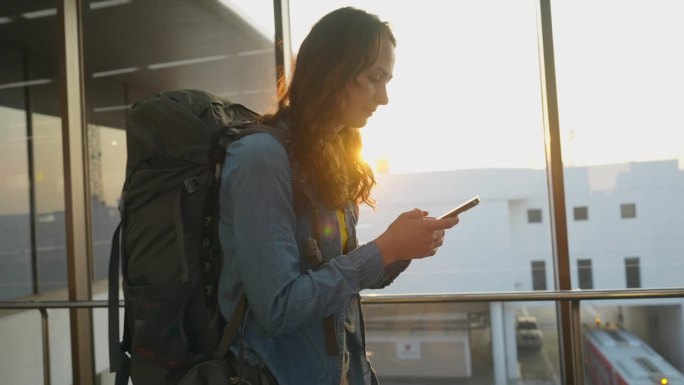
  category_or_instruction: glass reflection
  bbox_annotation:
[553,0,684,290]
[290,0,551,295]
[364,301,561,385]
[0,1,65,300]
[581,300,684,385]
[81,0,278,284]
[80,0,279,378]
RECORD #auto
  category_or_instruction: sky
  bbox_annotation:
[227,0,684,174]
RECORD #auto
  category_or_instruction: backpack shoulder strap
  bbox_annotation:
[210,121,287,360]
[213,291,247,359]
[237,122,288,149]
[108,222,123,369]
[107,220,133,383]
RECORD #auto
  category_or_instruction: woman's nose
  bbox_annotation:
[375,84,389,105]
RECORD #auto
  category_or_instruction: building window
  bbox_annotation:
[625,257,641,288]
[531,261,547,290]
[573,206,588,221]
[577,259,593,289]
[527,209,542,223]
[620,203,637,219]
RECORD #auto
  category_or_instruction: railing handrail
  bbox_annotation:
[361,287,684,303]
[0,300,117,310]
[1,287,682,309]
[1,287,682,385]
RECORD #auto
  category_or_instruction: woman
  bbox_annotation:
[218,7,459,385]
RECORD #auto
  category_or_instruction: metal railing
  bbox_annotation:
[361,287,684,304]
[1,288,683,385]
[0,300,118,385]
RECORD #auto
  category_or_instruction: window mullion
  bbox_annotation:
[536,0,581,384]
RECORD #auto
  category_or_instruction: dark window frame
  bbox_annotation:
[531,260,547,290]
[577,259,593,289]
[573,206,588,221]
[527,208,543,223]
[620,203,637,219]
[625,257,641,288]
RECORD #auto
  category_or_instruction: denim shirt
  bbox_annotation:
[217,132,409,385]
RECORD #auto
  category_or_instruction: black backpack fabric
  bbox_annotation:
[107,89,277,385]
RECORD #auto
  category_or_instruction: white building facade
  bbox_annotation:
[358,159,684,294]
[357,159,684,378]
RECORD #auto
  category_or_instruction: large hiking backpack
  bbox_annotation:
[107,89,274,385]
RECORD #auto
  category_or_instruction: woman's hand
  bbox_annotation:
[374,208,459,267]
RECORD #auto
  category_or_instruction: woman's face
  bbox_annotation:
[337,35,395,129]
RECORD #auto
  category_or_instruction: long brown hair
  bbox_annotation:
[262,7,396,208]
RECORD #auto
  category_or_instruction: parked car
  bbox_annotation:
[516,316,543,351]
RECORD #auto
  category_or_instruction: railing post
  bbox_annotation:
[570,299,584,382]
[40,308,52,385]
[489,302,506,385]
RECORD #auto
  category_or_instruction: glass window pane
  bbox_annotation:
[0,106,33,300]
[290,0,551,294]
[531,261,548,291]
[82,0,277,286]
[625,257,641,289]
[620,203,637,219]
[0,308,74,385]
[577,259,593,289]
[573,206,588,221]
[553,0,684,290]
[581,300,684,383]
[0,1,66,300]
[82,0,279,375]
[528,209,543,224]
[364,301,560,384]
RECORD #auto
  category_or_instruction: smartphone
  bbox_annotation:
[437,196,480,219]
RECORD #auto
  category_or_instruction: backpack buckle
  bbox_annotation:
[184,177,200,194]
